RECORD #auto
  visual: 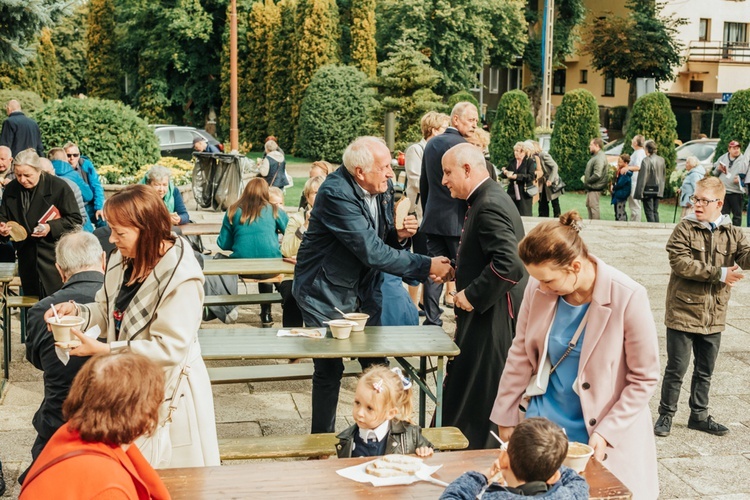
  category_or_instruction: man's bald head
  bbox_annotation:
[441,143,489,200]
[6,100,21,115]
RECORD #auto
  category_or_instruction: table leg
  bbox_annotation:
[419,356,426,428]
[435,356,445,427]
[2,291,8,380]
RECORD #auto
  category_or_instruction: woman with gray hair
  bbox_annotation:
[258,139,289,189]
[0,148,82,298]
[501,142,537,217]
[679,156,705,218]
[141,164,189,225]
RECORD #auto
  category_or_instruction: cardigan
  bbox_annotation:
[217,205,288,258]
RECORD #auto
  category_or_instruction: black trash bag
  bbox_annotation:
[192,152,244,211]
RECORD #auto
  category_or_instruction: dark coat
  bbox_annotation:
[502,156,537,199]
[0,111,44,156]
[25,271,104,459]
[537,151,562,201]
[419,128,467,237]
[335,419,433,458]
[292,166,431,326]
[611,171,632,205]
[442,179,527,450]
[0,174,83,297]
[634,153,667,199]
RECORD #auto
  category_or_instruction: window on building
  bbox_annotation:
[580,70,588,84]
[507,67,522,91]
[689,80,704,92]
[603,74,615,97]
[489,67,500,94]
[699,19,710,42]
[724,22,748,45]
[552,69,566,95]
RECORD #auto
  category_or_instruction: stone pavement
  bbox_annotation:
[2,216,750,499]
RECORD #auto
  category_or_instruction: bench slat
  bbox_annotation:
[203,292,283,307]
[6,295,39,308]
[218,427,468,460]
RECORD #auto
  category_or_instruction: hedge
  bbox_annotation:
[549,89,601,190]
[716,89,750,159]
[446,90,479,116]
[489,90,535,166]
[296,65,376,163]
[34,97,160,175]
[0,90,44,128]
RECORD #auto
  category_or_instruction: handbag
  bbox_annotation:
[550,179,566,194]
[524,184,539,197]
[521,307,590,408]
[134,340,194,469]
[643,185,659,196]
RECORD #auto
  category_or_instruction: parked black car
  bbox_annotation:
[150,125,223,160]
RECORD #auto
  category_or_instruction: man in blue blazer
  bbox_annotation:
[293,136,453,434]
[419,102,478,326]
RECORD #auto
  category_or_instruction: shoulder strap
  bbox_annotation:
[22,449,117,491]
[549,306,590,376]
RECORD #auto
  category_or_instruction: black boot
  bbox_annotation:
[261,305,273,327]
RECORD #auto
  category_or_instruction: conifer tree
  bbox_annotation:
[265,0,297,151]
[52,3,89,96]
[489,90,535,166]
[87,0,120,100]
[549,89,600,190]
[0,0,69,65]
[715,89,750,160]
[349,0,377,78]
[242,0,273,147]
[0,28,60,101]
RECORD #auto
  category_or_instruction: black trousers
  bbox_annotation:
[276,279,304,327]
[423,234,459,327]
[658,328,721,421]
[538,189,560,218]
[643,197,660,222]
[722,192,743,226]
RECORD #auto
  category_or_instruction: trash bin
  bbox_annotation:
[192,152,244,211]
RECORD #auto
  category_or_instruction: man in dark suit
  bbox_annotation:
[439,144,527,449]
[419,102,478,326]
[0,100,44,156]
[19,231,105,484]
[293,136,453,434]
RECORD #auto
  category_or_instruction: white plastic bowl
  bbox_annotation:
[46,315,85,343]
[328,319,357,340]
[343,313,369,332]
[563,442,594,473]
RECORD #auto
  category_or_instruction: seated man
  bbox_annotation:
[440,418,589,499]
[20,231,105,484]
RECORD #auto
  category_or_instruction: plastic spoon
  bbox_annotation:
[334,307,347,317]
[50,304,60,323]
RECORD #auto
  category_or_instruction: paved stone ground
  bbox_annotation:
[1,203,750,498]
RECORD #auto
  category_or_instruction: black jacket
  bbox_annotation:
[419,128,468,237]
[335,419,433,458]
[0,174,83,297]
[0,111,44,156]
[25,271,104,456]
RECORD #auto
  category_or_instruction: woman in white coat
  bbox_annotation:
[47,185,220,469]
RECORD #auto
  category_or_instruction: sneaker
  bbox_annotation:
[687,415,729,436]
[654,414,672,437]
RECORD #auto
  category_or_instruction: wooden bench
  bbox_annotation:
[207,357,436,385]
[218,427,469,460]
[203,292,282,307]
[4,294,39,350]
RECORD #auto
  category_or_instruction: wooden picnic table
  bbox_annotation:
[198,325,459,427]
[0,262,17,381]
[177,222,221,236]
[202,257,295,276]
[159,448,631,499]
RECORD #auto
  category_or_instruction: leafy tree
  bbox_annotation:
[0,29,60,101]
[87,0,120,100]
[549,89,600,190]
[51,3,89,96]
[583,0,685,109]
[622,91,677,189]
[446,91,479,115]
[266,0,297,151]
[0,0,69,64]
[291,0,341,150]
[34,97,160,175]
[489,90,535,166]
[716,89,750,160]
[376,39,445,148]
[349,0,377,78]
[376,0,527,95]
[297,65,376,162]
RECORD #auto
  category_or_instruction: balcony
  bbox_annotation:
[688,40,750,63]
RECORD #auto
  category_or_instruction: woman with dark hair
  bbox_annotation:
[500,142,537,217]
[218,177,288,326]
[20,352,170,499]
[490,211,659,499]
[47,185,220,469]
[0,148,82,298]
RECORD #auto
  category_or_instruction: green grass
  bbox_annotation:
[246,152,311,165]
[283,182,304,209]
[556,191,683,223]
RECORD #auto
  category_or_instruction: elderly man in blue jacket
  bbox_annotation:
[293,136,453,434]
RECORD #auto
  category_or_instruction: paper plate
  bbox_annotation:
[7,221,27,242]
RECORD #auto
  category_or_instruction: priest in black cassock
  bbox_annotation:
[439,144,527,449]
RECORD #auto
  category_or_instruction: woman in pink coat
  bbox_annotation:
[490,211,659,499]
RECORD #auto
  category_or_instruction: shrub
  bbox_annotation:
[549,89,601,190]
[99,156,193,185]
[716,88,750,159]
[489,90,535,166]
[296,65,376,163]
[446,90,479,116]
[622,91,677,194]
[0,89,44,128]
[34,97,160,175]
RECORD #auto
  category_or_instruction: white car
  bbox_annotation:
[675,139,718,171]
